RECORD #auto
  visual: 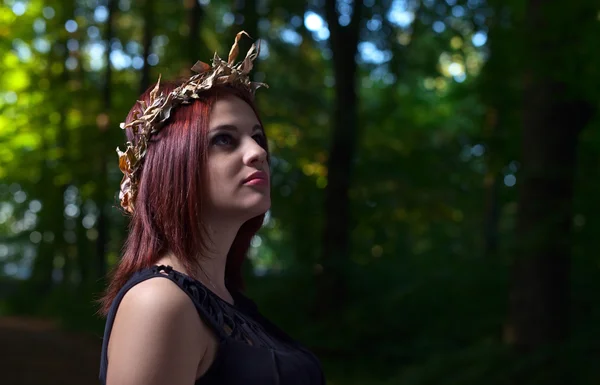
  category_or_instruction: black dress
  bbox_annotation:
[99,265,325,385]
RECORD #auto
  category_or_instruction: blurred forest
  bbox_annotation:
[1,0,600,384]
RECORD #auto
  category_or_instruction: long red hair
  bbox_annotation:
[99,80,268,316]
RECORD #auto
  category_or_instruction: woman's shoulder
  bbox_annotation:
[106,277,211,384]
[118,276,198,321]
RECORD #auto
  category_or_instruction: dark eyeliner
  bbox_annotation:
[211,132,235,146]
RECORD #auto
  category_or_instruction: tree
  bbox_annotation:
[139,0,155,94]
[93,0,117,282]
[507,0,596,355]
[316,0,365,312]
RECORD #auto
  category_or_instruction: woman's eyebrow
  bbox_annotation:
[211,124,263,133]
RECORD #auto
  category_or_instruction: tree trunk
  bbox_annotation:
[94,0,117,282]
[183,0,204,72]
[29,2,74,295]
[317,0,363,312]
[477,5,518,259]
[507,0,594,353]
[139,0,155,94]
[481,106,502,258]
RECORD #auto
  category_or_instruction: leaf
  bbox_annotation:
[191,60,211,73]
[2,68,30,91]
[227,30,251,65]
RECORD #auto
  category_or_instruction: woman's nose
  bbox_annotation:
[243,138,267,166]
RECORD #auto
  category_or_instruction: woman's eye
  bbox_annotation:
[253,134,267,148]
[212,133,234,146]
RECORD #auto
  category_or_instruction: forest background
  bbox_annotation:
[1,0,599,384]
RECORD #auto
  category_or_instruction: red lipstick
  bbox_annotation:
[243,170,269,186]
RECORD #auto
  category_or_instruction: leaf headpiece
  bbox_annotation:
[116,31,267,214]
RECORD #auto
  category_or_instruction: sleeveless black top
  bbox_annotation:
[99,265,325,385]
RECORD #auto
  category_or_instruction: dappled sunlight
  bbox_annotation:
[0,0,599,383]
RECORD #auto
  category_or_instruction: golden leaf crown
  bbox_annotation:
[116,31,268,214]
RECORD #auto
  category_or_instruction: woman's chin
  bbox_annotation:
[244,197,270,217]
[251,200,271,216]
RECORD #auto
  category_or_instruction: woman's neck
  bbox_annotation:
[155,221,241,302]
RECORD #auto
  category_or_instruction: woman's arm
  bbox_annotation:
[106,277,209,385]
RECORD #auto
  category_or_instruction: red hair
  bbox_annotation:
[99,80,268,316]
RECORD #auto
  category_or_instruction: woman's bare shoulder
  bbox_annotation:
[116,276,196,317]
[106,277,210,385]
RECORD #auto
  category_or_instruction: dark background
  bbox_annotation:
[1,0,599,384]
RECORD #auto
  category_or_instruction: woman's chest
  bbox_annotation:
[197,341,324,385]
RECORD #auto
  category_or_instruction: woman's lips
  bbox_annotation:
[242,170,269,186]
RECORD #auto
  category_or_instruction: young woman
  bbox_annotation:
[98,32,325,385]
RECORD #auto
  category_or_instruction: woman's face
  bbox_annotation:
[204,94,270,222]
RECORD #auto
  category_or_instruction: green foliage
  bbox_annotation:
[0,0,599,384]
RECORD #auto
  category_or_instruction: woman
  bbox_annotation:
[98,32,325,385]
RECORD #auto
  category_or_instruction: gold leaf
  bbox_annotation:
[191,61,211,74]
[228,30,251,65]
[150,74,162,101]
